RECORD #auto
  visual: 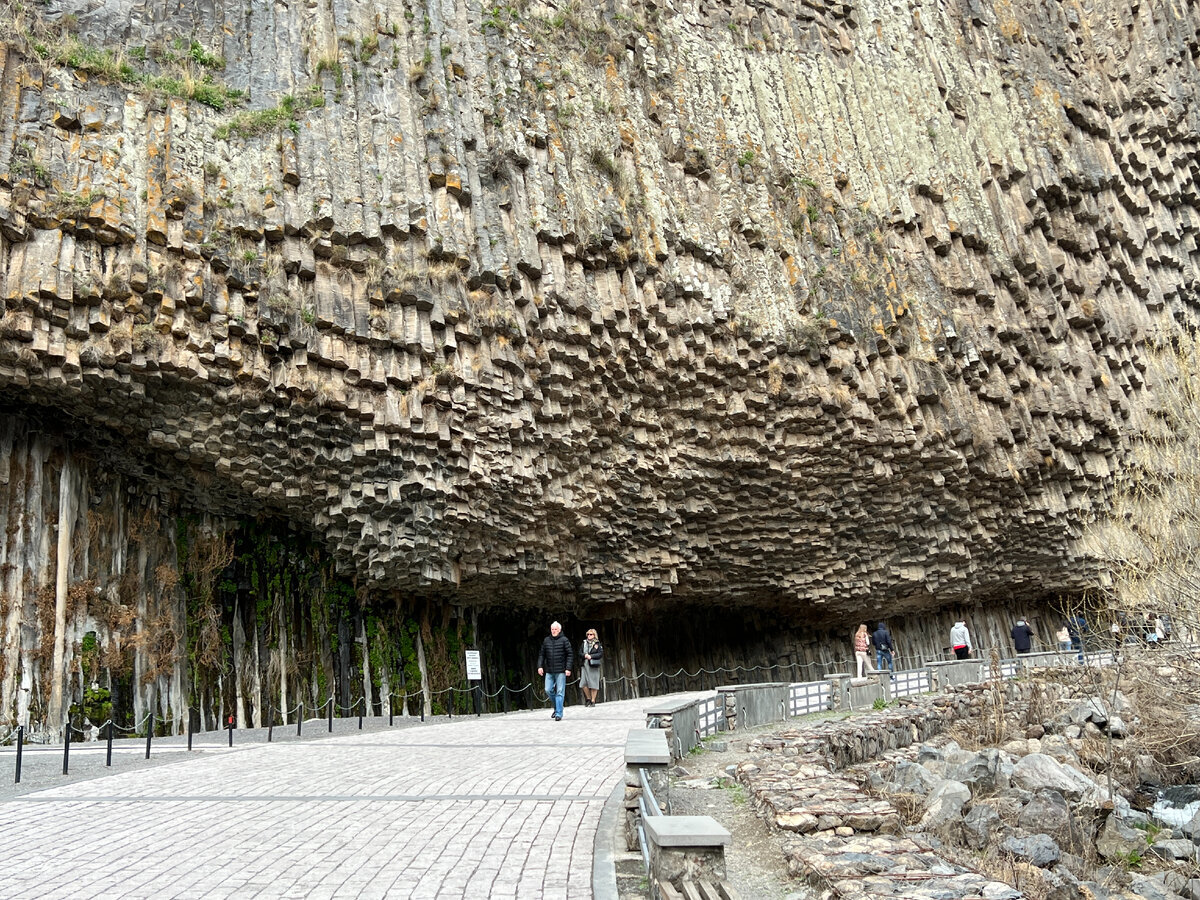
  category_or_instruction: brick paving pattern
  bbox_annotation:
[0,697,686,899]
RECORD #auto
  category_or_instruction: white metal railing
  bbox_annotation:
[788,680,831,716]
[891,667,931,698]
[695,694,725,739]
[641,643,1144,759]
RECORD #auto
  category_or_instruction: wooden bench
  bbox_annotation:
[658,879,744,900]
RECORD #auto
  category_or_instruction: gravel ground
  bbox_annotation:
[0,711,476,800]
[666,726,817,900]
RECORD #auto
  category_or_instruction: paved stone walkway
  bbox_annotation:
[0,696,694,899]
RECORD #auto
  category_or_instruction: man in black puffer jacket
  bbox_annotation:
[538,621,574,720]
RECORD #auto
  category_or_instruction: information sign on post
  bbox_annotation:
[465,650,482,681]
[465,650,483,718]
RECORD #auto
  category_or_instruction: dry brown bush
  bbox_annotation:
[972,850,1052,900]
[193,600,223,670]
[117,570,139,605]
[1110,654,1200,781]
[35,583,56,662]
[185,531,234,600]
[126,507,158,544]
[127,610,180,683]
[100,640,131,675]
[101,578,137,631]
[154,564,179,593]
[878,789,923,826]
[66,578,96,620]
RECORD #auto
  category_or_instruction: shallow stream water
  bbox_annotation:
[1150,784,1200,830]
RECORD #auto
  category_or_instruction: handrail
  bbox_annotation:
[638,767,663,817]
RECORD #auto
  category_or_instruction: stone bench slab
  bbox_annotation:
[643,815,732,848]
[625,728,670,765]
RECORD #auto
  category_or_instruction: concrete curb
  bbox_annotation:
[592,773,626,900]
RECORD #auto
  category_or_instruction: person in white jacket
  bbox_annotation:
[950,621,972,660]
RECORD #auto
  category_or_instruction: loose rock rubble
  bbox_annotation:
[720,675,1200,900]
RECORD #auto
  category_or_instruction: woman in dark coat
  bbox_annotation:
[579,628,604,706]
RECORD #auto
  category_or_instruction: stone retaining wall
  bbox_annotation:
[728,678,1085,899]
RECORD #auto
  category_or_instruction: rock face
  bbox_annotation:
[0,0,1197,729]
[727,673,1198,900]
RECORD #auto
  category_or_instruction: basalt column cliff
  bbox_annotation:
[0,0,1196,733]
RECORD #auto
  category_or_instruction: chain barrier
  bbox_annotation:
[9,639,1175,786]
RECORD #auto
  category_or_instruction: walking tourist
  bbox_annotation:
[853,623,876,678]
[872,622,895,673]
[579,628,604,706]
[950,620,972,660]
[1144,613,1162,646]
[1056,625,1072,651]
[537,621,573,721]
[1067,614,1088,660]
[1011,618,1034,654]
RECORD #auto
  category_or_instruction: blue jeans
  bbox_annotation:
[545,672,565,718]
[876,649,894,673]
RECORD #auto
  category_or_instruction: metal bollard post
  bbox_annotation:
[327,699,333,733]
[297,707,302,737]
[358,712,363,730]
[474,684,482,718]
[389,699,393,728]
[268,721,273,743]
[228,714,234,747]
[420,701,424,723]
[107,722,114,766]
[15,726,23,783]
[63,722,71,775]
[146,718,153,760]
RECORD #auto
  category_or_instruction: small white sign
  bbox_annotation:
[465,650,482,681]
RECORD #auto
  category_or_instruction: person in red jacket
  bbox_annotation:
[853,624,876,678]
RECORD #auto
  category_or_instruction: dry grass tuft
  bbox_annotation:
[878,789,923,826]
[973,850,1053,900]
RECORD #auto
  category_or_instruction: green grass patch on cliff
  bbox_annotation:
[32,35,137,82]
[214,89,326,139]
[144,72,245,110]
[24,27,242,110]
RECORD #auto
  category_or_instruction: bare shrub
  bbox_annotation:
[127,610,179,683]
[65,578,96,620]
[973,850,1052,900]
[154,564,179,593]
[878,790,923,826]
[126,507,158,544]
[100,640,131,675]
[35,583,56,662]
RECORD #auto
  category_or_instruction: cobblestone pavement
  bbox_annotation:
[0,696,699,899]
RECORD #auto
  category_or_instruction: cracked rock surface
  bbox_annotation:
[0,0,1197,617]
